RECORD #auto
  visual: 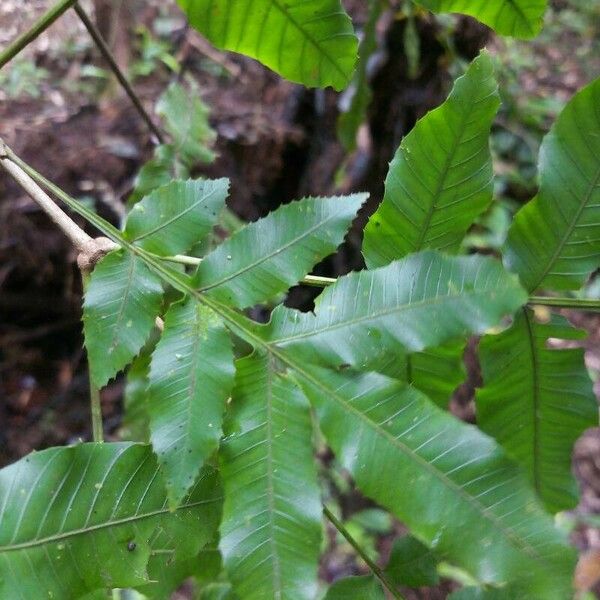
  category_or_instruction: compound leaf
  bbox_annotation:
[504,77,600,291]
[363,52,500,268]
[0,443,221,600]
[83,250,163,388]
[262,251,527,370]
[296,367,575,598]
[477,308,597,513]
[148,299,235,508]
[415,0,547,39]
[193,194,367,308]
[219,354,322,600]
[125,178,229,257]
[177,0,358,90]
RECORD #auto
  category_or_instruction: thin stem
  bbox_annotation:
[160,254,337,287]
[0,143,93,252]
[324,505,404,599]
[3,141,598,315]
[73,3,165,144]
[529,296,600,312]
[0,0,79,69]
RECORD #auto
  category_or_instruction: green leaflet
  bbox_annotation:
[177,0,358,90]
[219,354,322,600]
[193,194,367,309]
[129,83,217,204]
[157,81,217,167]
[83,250,163,388]
[296,367,575,598]
[148,299,235,508]
[504,76,600,291]
[415,0,547,39]
[261,251,527,370]
[0,443,221,600]
[378,342,466,408]
[477,308,597,513]
[385,535,439,588]
[324,575,385,599]
[125,178,229,256]
[337,0,383,151]
[363,52,500,268]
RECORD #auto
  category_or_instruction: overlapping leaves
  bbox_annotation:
[0,443,221,599]
[4,56,597,600]
[477,308,597,513]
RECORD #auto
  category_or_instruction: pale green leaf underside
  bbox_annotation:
[148,299,235,508]
[477,308,597,513]
[363,52,500,268]
[0,443,221,600]
[504,76,600,291]
[262,251,527,370]
[220,354,322,600]
[125,178,229,257]
[194,194,367,309]
[84,250,163,388]
[415,0,547,39]
[297,367,575,598]
[177,0,358,90]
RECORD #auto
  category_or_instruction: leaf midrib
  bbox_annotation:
[0,497,221,553]
[528,161,600,290]
[197,206,342,293]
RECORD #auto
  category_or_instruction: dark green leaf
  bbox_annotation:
[363,52,500,267]
[477,308,597,513]
[0,443,221,600]
[83,250,163,388]
[193,194,367,308]
[148,299,235,508]
[504,76,600,291]
[415,0,547,39]
[296,366,575,598]
[177,0,359,90]
[219,354,322,600]
[262,252,527,370]
[324,575,385,599]
[125,178,229,257]
[385,535,439,588]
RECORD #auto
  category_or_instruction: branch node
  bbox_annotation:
[77,237,118,273]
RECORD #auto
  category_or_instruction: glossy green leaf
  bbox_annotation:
[177,0,358,90]
[504,77,600,291]
[125,178,229,257]
[0,443,221,600]
[324,575,385,599]
[219,354,322,600]
[477,308,597,513]
[83,250,163,388]
[193,194,367,308]
[385,535,439,588]
[448,586,519,600]
[262,251,527,370]
[363,53,500,268]
[415,0,547,39]
[148,299,235,508]
[337,0,383,151]
[296,366,576,598]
